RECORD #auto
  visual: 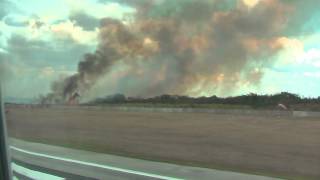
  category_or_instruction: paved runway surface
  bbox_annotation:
[9,138,279,180]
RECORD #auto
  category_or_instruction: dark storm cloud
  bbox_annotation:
[69,11,100,31]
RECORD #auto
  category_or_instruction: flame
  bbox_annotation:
[242,0,260,8]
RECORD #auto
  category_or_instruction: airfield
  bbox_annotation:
[5,105,320,179]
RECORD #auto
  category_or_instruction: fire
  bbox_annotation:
[68,92,80,105]
[142,37,159,56]
[216,74,225,82]
[242,0,260,8]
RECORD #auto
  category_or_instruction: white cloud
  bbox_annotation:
[8,0,69,22]
[0,48,8,53]
[273,36,320,69]
[304,72,320,78]
[299,48,320,67]
[50,20,98,44]
[2,0,134,48]
[40,66,55,77]
[65,0,136,20]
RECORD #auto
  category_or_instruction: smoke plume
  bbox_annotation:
[44,0,292,103]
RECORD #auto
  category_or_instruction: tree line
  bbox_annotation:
[88,92,320,109]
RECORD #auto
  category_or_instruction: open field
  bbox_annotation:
[5,106,320,179]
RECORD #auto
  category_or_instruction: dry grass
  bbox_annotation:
[5,106,320,179]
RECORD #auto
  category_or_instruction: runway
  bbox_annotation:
[9,138,278,180]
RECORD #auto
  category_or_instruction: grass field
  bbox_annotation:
[5,106,320,179]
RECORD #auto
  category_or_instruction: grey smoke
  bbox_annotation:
[46,0,294,103]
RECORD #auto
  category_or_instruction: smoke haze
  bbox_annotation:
[44,0,293,103]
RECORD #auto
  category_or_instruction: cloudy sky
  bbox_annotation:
[1,0,320,100]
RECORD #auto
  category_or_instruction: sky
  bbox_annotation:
[1,0,320,101]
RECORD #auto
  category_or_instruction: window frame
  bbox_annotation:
[0,85,13,180]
